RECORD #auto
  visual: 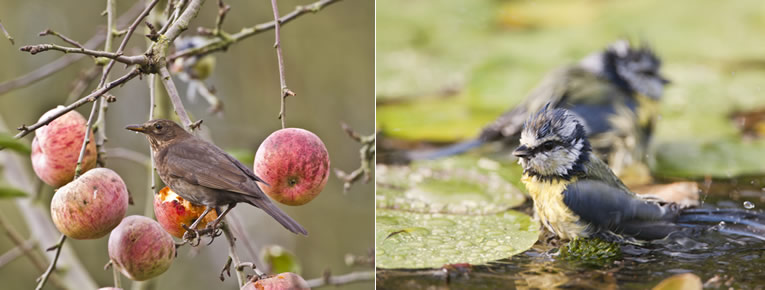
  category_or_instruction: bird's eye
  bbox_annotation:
[540,141,556,151]
[154,123,163,130]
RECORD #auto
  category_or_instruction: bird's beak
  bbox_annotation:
[125,124,146,133]
[512,145,531,158]
[659,75,671,85]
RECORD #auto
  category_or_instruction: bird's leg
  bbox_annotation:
[182,207,213,246]
[203,203,237,242]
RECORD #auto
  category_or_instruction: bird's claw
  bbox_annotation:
[203,223,223,245]
[181,224,203,247]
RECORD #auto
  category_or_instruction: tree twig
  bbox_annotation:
[0,238,36,268]
[158,66,193,129]
[269,0,295,129]
[0,19,14,45]
[221,222,247,286]
[0,213,66,289]
[38,29,83,49]
[73,99,99,178]
[164,0,205,42]
[97,0,160,87]
[18,44,147,65]
[169,0,342,61]
[0,2,144,96]
[35,235,67,290]
[9,68,140,141]
[333,123,375,192]
[305,270,374,288]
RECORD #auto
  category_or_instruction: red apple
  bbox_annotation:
[32,106,97,187]
[50,168,128,239]
[240,272,310,290]
[153,186,218,238]
[253,128,329,206]
[108,215,175,281]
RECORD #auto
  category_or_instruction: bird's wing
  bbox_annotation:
[563,179,681,239]
[162,139,259,196]
[479,66,577,141]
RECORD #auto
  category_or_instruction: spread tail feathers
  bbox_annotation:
[247,196,308,235]
[405,139,485,161]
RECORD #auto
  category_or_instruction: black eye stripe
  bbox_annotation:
[530,140,565,155]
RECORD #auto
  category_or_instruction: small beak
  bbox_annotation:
[659,75,671,85]
[125,124,146,133]
[512,145,531,158]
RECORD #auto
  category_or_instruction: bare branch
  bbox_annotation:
[164,0,205,42]
[0,20,13,45]
[269,0,295,129]
[0,213,65,288]
[11,68,140,140]
[221,222,247,286]
[170,0,342,61]
[214,0,231,36]
[97,0,160,87]
[0,238,36,268]
[73,100,98,178]
[35,235,66,290]
[334,123,375,192]
[19,44,147,65]
[305,270,374,288]
[39,29,85,49]
[0,2,144,96]
[158,66,193,129]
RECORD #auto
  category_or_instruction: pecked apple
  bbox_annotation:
[253,128,330,206]
[153,186,218,238]
[31,106,97,187]
[108,215,175,281]
[240,272,310,290]
[50,167,128,239]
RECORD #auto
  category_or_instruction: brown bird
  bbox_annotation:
[126,119,307,239]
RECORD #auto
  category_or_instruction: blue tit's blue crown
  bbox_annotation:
[602,40,668,100]
[518,105,591,180]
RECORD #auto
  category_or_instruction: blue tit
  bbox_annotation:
[172,36,216,80]
[405,40,669,182]
[514,105,765,241]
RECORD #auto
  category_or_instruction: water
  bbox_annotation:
[377,176,765,289]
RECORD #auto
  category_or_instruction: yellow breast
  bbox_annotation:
[521,174,588,240]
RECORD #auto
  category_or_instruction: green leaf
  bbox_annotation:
[261,245,301,275]
[375,209,538,269]
[0,186,28,198]
[0,133,30,155]
[376,155,526,215]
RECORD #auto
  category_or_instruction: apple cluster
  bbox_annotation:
[32,107,330,284]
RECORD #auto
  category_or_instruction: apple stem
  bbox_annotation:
[111,261,121,288]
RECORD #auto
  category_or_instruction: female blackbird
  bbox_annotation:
[126,119,307,239]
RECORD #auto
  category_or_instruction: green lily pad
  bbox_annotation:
[376,155,526,214]
[652,139,765,178]
[375,209,539,269]
[377,99,498,142]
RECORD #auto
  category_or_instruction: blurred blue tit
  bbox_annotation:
[172,36,216,80]
[405,40,669,182]
[514,106,765,241]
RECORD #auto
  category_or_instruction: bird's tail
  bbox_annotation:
[675,207,765,240]
[404,139,485,161]
[246,196,308,236]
